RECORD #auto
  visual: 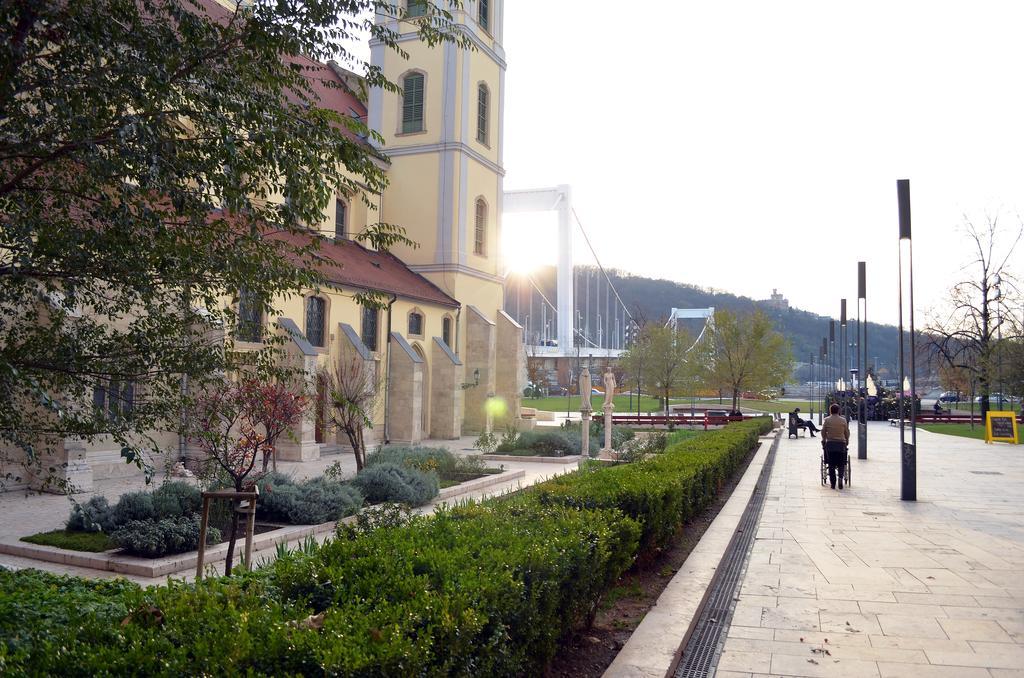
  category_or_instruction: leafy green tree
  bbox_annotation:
[0,0,460,489]
[702,309,792,413]
[620,323,699,414]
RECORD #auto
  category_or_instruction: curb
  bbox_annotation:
[480,454,583,464]
[604,431,778,677]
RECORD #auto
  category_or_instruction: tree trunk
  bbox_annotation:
[224,499,239,576]
[732,389,740,413]
[344,425,364,472]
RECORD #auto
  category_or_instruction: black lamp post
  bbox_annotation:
[841,299,848,421]
[857,261,868,459]
[897,179,917,501]
[810,353,815,421]
[829,320,836,412]
[820,338,827,424]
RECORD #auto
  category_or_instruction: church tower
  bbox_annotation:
[370,1,520,433]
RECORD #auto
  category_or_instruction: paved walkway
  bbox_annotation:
[0,436,578,585]
[714,422,1024,678]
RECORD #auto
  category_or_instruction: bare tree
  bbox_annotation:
[923,216,1023,419]
[319,346,380,472]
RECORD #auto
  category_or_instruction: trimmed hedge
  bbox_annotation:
[0,418,771,676]
[528,416,771,551]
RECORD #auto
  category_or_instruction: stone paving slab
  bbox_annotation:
[712,422,1024,677]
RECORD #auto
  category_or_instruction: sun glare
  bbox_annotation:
[501,211,559,275]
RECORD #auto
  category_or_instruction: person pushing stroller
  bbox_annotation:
[821,403,849,490]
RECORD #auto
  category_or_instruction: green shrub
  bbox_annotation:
[151,481,202,519]
[352,462,439,506]
[529,418,771,551]
[367,445,487,478]
[66,496,112,533]
[109,490,156,528]
[257,475,363,525]
[111,516,221,558]
[497,429,585,456]
[0,418,771,676]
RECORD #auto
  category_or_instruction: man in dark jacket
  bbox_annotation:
[821,403,849,490]
[791,407,819,436]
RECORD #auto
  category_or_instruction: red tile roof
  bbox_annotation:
[270,230,459,308]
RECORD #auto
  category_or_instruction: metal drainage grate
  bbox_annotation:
[673,431,781,678]
[971,471,1003,475]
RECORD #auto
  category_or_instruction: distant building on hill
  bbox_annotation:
[763,289,789,311]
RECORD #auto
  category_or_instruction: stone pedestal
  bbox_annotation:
[600,403,615,455]
[580,410,592,466]
[30,439,94,494]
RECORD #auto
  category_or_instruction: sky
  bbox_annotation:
[499,0,1024,326]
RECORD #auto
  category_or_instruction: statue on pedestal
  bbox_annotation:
[579,366,593,462]
[601,368,617,453]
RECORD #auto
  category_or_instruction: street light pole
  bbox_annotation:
[820,338,827,425]
[810,352,815,421]
[841,299,848,421]
[857,261,868,459]
[897,178,917,501]
[829,320,836,413]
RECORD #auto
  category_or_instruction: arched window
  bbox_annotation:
[442,316,453,348]
[361,304,379,352]
[305,296,326,347]
[476,83,489,145]
[478,0,490,31]
[474,198,487,256]
[408,310,424,337]
[402,72,425,134]
[236,287,263,342]
[334,199,347,240]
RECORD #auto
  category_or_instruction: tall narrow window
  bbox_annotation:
[361,305,379,352]
[402,73,424,134]
[478,0,489,31]
[442,316,452,347]
[236,287,262,342]
[476,84,489,144]
[305,296,326,347]
[407,0,428,17]
[408,311,423,336]
[334,199,347,240]
[93,380,134,421]
[474,198,487,256]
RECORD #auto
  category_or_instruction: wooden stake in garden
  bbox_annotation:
[195,488,258,580]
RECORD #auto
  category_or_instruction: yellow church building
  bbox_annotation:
[5,0,524,492]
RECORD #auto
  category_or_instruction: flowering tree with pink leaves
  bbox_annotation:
[189,378,305,574]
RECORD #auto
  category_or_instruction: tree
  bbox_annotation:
[244,380,308,472]
[188,378,302,574]
[0,0,459,489]
[319,345,380,472]
[620,323,699,414]
[923,216,1023,419]
[703,309,792,413]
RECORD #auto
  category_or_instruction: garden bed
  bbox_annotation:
[0,419,773,675]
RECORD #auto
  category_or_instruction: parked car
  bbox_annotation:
[938,391,961,402]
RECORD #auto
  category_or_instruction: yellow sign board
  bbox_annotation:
[984,411,1019,444]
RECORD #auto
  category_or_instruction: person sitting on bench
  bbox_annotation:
[790,407,819,436]
[933,400,944,415]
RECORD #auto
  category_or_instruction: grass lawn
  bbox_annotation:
[21,529,116,552]
[693,398,817,414]
[523,394,669,413]
[918,423,1024,444]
